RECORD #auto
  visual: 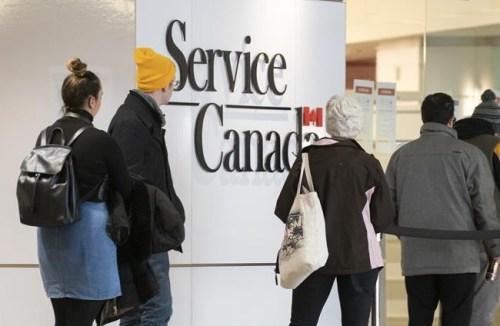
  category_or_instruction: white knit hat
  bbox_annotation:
[325,95,364,138]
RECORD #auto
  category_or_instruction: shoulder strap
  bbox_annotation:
[39,125,91,146]
[67,126,92,147]
[303,153,315,192]
[80,175,107,202]
[44,127,66,145]
[296,153,315,196]
[40,128,48,146]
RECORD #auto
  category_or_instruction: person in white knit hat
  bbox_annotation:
[275,95,395,326]
[325,95,365,139]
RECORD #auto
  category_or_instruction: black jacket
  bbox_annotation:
[108,90,185,252]
[454,117,500,191]
[102,179,185,324]
[275,139,395,275]
[99,180,156,325]
[472,101,500,133]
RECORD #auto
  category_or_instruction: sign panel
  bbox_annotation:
[137,0,345,264]
[375,82,397,153]
[354,79,375,152]
[137,3,346,324]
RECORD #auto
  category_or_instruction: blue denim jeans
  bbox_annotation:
[120,252,172,326]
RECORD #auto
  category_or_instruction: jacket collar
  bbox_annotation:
[453,117,495,140]
[64,110,94,125]
[420,122,457,139]
[126,90,166,128]
[305,138,365,152]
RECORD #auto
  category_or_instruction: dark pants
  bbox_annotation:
[289,268,380,326]
[405,273,477,326]
[50,298,105,326]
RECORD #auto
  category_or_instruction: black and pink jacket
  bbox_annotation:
[275,138,395,275]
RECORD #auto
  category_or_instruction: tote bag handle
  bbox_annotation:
[296,153,315,196]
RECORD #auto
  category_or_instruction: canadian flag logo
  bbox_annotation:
[302,107,323,127]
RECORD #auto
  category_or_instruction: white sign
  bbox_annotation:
[137,1,346,325]
[354,79,375,152]
[375,82,397,153]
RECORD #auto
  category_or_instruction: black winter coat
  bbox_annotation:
[108,90,185,253]
[102,179,185,324]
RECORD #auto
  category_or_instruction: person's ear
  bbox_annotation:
[447,116,456,127]
[88,96,96,108]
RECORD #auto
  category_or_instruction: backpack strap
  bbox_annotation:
[67,126,92,147]
[40,128,48,146]
[80,176,107,202]
[44,127,67,146]
[66,125,105,202]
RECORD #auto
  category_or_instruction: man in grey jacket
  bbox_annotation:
[385,92,500,326]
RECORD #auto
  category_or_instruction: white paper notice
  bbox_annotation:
[375,82,396,153]
[353,79,375,152]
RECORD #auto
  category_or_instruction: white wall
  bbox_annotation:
[425,41,493,118]
[0,0,134,325]
[373,34,497,142]
[0,0,347,325]
[347,0,500,44]
[137,0,346,325]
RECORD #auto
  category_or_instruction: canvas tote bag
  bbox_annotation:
[278,152,329,289]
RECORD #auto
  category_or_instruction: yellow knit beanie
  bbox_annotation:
[134,48,176,92]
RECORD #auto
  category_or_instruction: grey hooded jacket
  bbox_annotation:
[472,100,500,133]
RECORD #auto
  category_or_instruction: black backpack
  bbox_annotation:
[16,125,91,227]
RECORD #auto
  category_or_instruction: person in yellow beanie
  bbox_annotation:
[108,47,185,326]
[134,47,177,93]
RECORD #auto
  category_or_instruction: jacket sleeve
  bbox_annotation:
[492,151,500,190]
[468,148,500,257]
[106,188,130,245]
[102,133,134,200]
[128,178,153,261]
[369,157,396,233]
[108,109,148,178]
[274,155,302,223]
[152,185,185,252]
[384,151,399,226]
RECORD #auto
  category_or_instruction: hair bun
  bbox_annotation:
[66,57,87,77]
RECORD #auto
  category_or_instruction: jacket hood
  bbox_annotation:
[420,122,457,138]
[475,100,500,111]
[453,117,495,140]
[303,138,365,153]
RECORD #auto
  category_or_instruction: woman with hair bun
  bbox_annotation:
[36,58,133,326]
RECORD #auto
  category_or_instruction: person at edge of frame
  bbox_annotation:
[385,92,500,326]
